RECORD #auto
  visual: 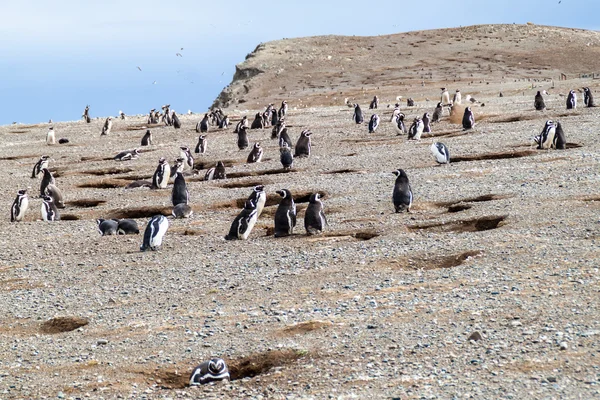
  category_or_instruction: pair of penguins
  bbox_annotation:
[224,186,327,240]
[534,120,567,150]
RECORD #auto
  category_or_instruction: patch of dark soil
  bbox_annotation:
[565,142,583,149]
[0,154,38,161]
[77,179,131,189]
[81,167,135,176]
[451,150,536,163]
[228,349,306,381]
[66,199,106,208]
[40,317,89,334]
[227,168,302,179]
[409,215,507,233]
[194,159,237,170]
[490,114,538,123]
[219,179,272,189]
[280,321,333,335]
[105,206,171,219]
[60,214,81,221]
[447,203,473,213]
[399,250,483,270]
[324,169,366,174]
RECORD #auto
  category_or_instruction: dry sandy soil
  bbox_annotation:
[0,24,599,399]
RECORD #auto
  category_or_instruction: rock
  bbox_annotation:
[559,342,568,350]
[97,339,108,345]
[468,331,483,341]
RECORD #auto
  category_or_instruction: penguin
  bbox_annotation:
[278,127,293,148]
[219,115,230,129]
[140,215,169,251]
[278,100,288,119]
[114,148,140,161]
[171,172,189,206]
[237,126,249,150]
[430,142,450,164]
[272,121,285,140]
[247,185,266,217]
[41,195,60,221]
[224,199,259,240]
[274,189,296,237]
[45,184,65,208]
[271,109,279,127]
[368,114,380,133]
[453,89,462,105]
[162,105,172,126]
[535,120,556,149]
[390,103,401,122]
[294,129,311,157]
[194,135,207,154]
[422,112,432,134]
[97,219,118,236]
[151,157,171,189]
[406,98,415,107]
[280,143,294,170]
[566,90,577,109]
[553,121,567,150]
[10,189,28,222]
[101,116,113,135]
[234,116,248,133]
[408,117,424,140]
[58,138,69,144]
[204,161,226,181]
[534,90,546,111]
[189,358,230,386]
[304,193,327,235]
[352,104,364,124]
[82,105,91,123]
[431,102,443,123]
[369,96,379,109]
[179,146,194,169]
[170,158,184,181]
[250,112,264,129]
[172,111,181,129]
[31,155,49,179]
[441,88,450,105]
[117,219,140,234]
[583,87,595,107]
[394,113,407,135]
[119,110,126,120]
[172,203,193,218]
[196,114,209,133]
[46,127,56,145]
[140,130,152,146]
[392,169,413,213]
[247,142,264,163]
[40,168,55,197]
[462,107,475,130]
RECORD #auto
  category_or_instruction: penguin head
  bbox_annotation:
[309,193,321,203]
[276,189,291,199]
[208,358,226,374]
[158,157,166,164]
[253,185,264,193]
[301,130,312,137]
[42,195,53,203]
[17,189,27,196]
[254,142,261,149]
[97,218,105,225]
[393,169,407,178]
[199,135,206,140]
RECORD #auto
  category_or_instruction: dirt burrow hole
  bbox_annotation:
[409,215,507,233]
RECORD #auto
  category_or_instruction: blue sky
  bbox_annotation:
[0,0,596,125]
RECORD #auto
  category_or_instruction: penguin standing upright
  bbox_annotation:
[430,142,450,164]
[390,103,401,122]
[194,135,207,154]
[280,143,294,170]
[171,172,189,206]
[462,107,475,130]
[31,155,49,179]
[278,100,288,119]
[41,195,60,221]
[408,117,424,140]
[392,169,413,213]
[304,193,327,235]
[247,142,264,163]
[274,189,296,237]
[248,185,266,217]
[534,91,546,111]
[352,104,364,124]
[152,157,171,189]
[196,114,209,133]
[394,113,407,135]
[40,168,55,197]
[234,116,248,133]
[224,199,259,240]
[250,113,264,129]
[179,146,194,169]
[583,87,595,107]
[101,117,113,135]
[441,88,450,105]
[97,219,118,236]
[278,127,293,148]
[369,96,379,109]
[237,126,249,150]
[422,112,432,134]
[189,358,230,386]
[535,120,556,149]
[553,121,567,150]
[453,89,462,105]
[46,127,56,145]
[140,215,169,251]
[566,90,577,109]
[172,111,181,129]
[294,130,311,157]
[368,114,380,133]
[141,130,152,146]
[82,105,91,123]
[431,102,443,123]
[11,189,29,222]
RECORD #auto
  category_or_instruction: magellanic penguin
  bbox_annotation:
[170,158,184,181]
[422,112,432,134]
[278,127,293,148]
[394,113,407,135]
[247,142,264,163]
[140,215,169,251]
[119,110,126,120]
[369,96,379,109]
[430,142,450,164]
[172,203,193,218]
[179,146,194,169]
[196,114,209,133]
[278,100,288,119]
[250,112,264,129]
[534,90,546,111]
[11,189,29,222]
[406,98,415,107]
[204,161,226,181]
[462,107,475,130]
[101,117,113,135]
[172,111,181,129]
[553,121,567,150]
[441,88,450,105]
[40,168,55,197]
[82,105,91,123]
[248,185,266,217]
[583,87,595,107]
[45,184,65,208]
[566,90,577,109]
[41,195,60,221]
[234,116,248,133]
[431,102,443,123]
[224,199,259,240]
[453,90,462,105]
[408,117,424,140]
[368,114,380,133]
[237,126,249,150]
[114,148,140,161]
[390,103,401,122]
[352,104,364,124]
[171,172,189,206]
[97,219,118,236]
[189,358,230,386]
[194,135,207,154]
[46,127,56,145]
[152,157,171,189]
[304,193,327,235]
[117,219,139,234]
[280,142,294,170]
[294,129,312,157]
[274,189,296,237]
[141,130,153,146]
[393,169,413,213]
[535,120,557,149]
[31,155,50,179]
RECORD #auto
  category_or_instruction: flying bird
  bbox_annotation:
[176,53,183,57]
[137,66,142,71]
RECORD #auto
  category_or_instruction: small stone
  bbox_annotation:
[97,339,108,345]
[511,321,522,327]
[468,331,483,341]
[57,392,65,399]
[547,376,557,383]
[559,341,568,350]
